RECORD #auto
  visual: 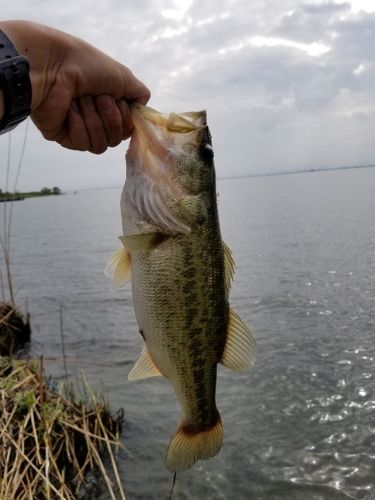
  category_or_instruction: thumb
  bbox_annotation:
[75,55,151,106]
[120,67,150,105]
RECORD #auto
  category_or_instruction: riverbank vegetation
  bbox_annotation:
[0,357,126,499]
[0,129,127,498]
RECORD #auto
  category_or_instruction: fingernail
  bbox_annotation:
[97,95,114,112]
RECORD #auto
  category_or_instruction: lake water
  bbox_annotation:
[3,168,375,499]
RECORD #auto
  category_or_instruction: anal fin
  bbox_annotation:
[128,346,163,380]
[221,309,256,372]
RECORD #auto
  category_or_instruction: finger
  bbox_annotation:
[117,66,151,105]
[116,99,133,141]
[96,95,123,147]
[59,100,91,151]
[131,78,151,105]
[79,95,108,154]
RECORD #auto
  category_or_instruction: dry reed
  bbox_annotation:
[0,357,126,499]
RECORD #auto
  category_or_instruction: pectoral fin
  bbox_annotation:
[120,233,170,253]
[221,309,256,372]
[105,247,131,289]
[128,346,163,380]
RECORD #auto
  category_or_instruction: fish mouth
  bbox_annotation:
[129,104,210,181]
[128,104,210,186]
[124,105,210,235]
[131,103,207,131]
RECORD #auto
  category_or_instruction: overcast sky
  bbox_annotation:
[1,0,375,191]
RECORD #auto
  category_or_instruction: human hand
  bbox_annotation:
[0,20,150,153]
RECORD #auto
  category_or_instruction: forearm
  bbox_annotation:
[0,20,150,150]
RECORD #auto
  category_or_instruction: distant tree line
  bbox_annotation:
[40,187,62,195]
[0,186,62,201]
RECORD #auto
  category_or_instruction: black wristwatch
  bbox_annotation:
[0,29,32,134]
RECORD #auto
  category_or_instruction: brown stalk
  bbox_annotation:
[0,358,126,499]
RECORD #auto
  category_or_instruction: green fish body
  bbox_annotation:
[107,105,255,471]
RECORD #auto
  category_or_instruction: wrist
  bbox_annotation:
[0,21,61,112]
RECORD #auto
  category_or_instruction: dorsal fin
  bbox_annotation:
[223,242,235,294]
[221,309,256,372]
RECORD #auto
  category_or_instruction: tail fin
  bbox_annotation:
[166,416,223,471]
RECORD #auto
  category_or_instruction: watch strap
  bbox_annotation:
[0,29,32,133]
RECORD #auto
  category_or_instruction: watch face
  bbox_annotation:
[0,31,32,133]
[0,29,19,59]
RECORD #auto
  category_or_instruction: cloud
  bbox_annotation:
[2,0,375,190]
[302,1,351,15]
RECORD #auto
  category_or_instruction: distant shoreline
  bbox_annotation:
[0,187,63,203]
[219,163,375,181]
[37,163,375,195]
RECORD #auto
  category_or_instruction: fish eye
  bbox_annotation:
[200,143,214,162]
[196,214,206,226]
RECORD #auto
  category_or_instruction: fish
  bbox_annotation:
[106,104,255,471]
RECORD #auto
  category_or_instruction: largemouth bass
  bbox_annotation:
[107,104,255,471]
